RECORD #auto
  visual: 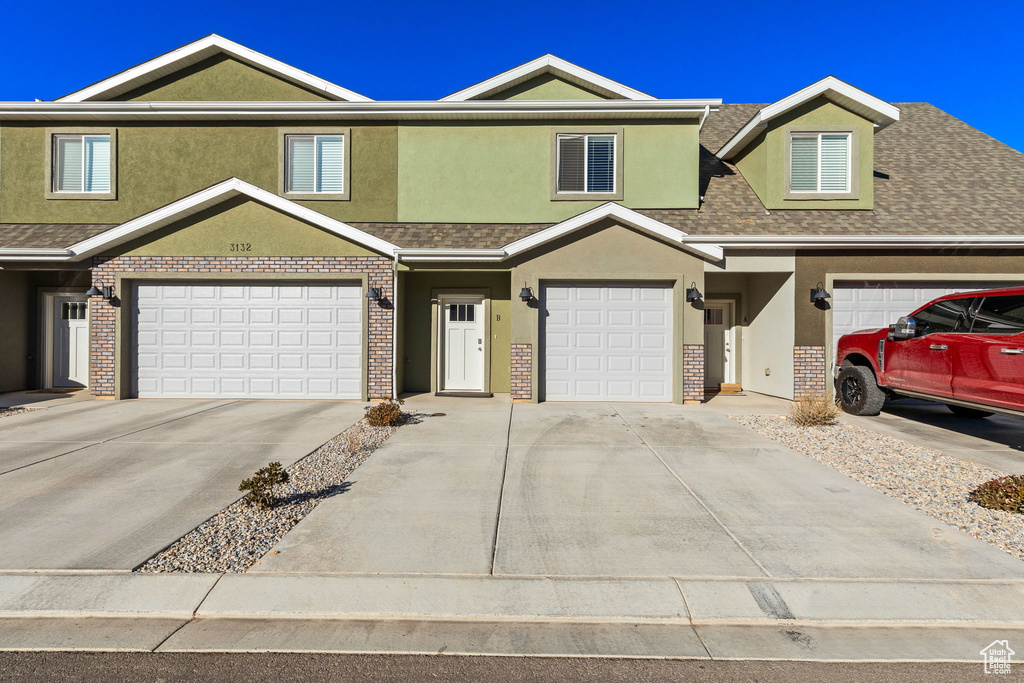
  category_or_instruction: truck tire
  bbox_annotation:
[835,365,886,416]
[947,405,993,419]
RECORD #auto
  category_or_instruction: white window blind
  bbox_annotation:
[790,132,850,193]
[287,134,344,193]
[557,133,616,193]
[55,135,110,193]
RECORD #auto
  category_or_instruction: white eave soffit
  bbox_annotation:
[440,54,658,102]
[716,76,901,160]
[55,34,373,103]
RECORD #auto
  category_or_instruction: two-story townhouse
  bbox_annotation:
[1,35,1022,404]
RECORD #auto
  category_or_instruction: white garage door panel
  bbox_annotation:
[543,284,673,402]
[132,282,362,399]
[832,280,1024,352]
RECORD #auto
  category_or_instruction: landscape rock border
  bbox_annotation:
[732,415,1024,562]
[137,414,411,573]
[0,407,36,419]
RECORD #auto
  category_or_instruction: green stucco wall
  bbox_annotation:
[0,271,32,392]
[400,271,511,393]
[0,122,398,224]
[794,250,1024,346]
[397,120,699,223]
[484,74,608,101]
[110,197,379,257]
[735,98,875,210]
[116,54,333,102]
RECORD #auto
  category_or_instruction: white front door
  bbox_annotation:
[703,301,733,388]
[441,298,485,391]
[52,297,89,388]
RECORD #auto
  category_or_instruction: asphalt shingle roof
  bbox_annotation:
[2,102,1021,252]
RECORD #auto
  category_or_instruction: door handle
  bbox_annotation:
[929,344,948,350]
[1000,348,1024,355]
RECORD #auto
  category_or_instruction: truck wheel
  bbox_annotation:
[947,405,993,418]
[836,365,886,416]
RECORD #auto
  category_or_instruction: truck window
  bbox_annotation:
[969,295,1024,335]
[912,298,972,336]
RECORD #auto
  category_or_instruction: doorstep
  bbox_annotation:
[433,391,494,398]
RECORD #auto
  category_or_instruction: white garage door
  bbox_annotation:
[542,283,673,402]
[832,280,1024,352]
[132,282,362,399]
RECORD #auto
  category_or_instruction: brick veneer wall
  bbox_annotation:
[510,343,532,401]
[682,344,705,403]
[794,345,828,399]
[89,255,394,399]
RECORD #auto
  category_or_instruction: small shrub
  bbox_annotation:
[969,475,1024,514]
[365,397,405,427]
[239,461,290,510]
[789,393,839,427]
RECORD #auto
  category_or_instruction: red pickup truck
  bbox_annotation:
[834,287,1024,417]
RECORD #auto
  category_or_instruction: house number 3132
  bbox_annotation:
[229,243,252,252]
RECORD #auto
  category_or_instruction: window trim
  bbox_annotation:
[783,124,859,201]
[45,128,117,201]
[549,127,623,201]
[277,127,351,201]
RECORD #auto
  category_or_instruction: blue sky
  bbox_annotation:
[3,0,1022,151]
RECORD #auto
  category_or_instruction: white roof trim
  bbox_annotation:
[56,34,373,103]
[395,248,507,262]
[670,234,1024,248]
[502,203,723,260]
[66,178,397,260]
[717,76,901,160]
[0,99,718,121]
[440,54,657,102]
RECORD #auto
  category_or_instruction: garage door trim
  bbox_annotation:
[113,273,370,400]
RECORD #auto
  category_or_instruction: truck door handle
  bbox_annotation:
[1000,348,1024,355]
[929,344,948,350]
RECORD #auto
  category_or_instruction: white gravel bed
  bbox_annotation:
[0,407,36,419]
[137,415,409,573]
[731,415,1024,562]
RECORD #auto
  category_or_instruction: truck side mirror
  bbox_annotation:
[891,316,916,340]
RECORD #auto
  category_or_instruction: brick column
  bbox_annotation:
[682,344,704,404]
[510,343,532,402]
[794,345,827,399]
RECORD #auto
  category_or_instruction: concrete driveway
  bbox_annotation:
[254,395,1024,580]
[0,399,365,570]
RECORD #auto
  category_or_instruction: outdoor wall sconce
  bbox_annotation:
[519,285,534,303]
[365,287,383,301]
[685,282,703,303]
[85,285,114,301]
[810,282,831,304]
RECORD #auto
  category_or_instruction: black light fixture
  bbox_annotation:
[810,282,831,303]
[519,284,534,303]
[685,281,703,303]
[365,287,383,301]
[86,285,113,300]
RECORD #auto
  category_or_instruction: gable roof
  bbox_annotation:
[440,54,656,102]
[394,203,723,261]
[716,76,900,160]
[637,101,1024,243]
[29,178,395,260]
[55,34,373,103]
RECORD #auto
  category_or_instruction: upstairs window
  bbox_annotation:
[556,133,616,194]
[286,134,345,194]
[53,134,111,193]
[790,132,850,193]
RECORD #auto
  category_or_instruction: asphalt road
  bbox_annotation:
[0,653,1014,682]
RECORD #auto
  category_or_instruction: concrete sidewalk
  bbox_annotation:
[2,572,1024,659]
